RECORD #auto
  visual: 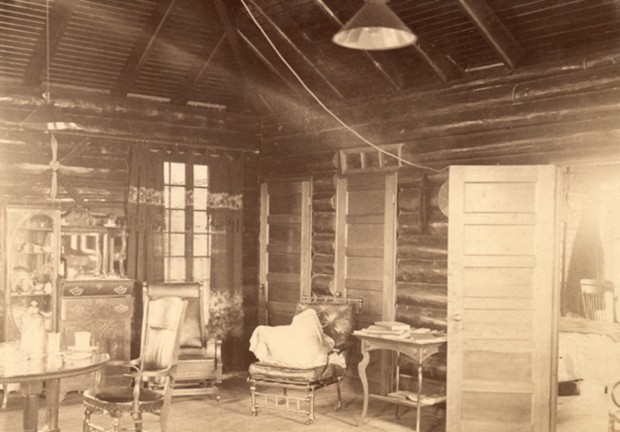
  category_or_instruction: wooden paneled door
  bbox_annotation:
[258,179,312,326]
[447,166,560,432]
[335,172,398,393]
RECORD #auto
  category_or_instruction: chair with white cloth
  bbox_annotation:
[247,294,362,424]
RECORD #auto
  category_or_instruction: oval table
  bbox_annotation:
[0,342,109,432]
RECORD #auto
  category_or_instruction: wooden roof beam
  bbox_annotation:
[412,38,463,82]
[24,0,80,88]
[171,34,226,106]
[247,0,345,100]
[213,0,270,112]
[237,29,304,99]
[457,0,524,68]
[111,0,179,97]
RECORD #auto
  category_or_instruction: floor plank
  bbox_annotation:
[0,375,444,432]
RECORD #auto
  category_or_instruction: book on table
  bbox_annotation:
[373,321,411,331]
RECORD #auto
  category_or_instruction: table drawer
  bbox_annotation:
[61,279,134,297]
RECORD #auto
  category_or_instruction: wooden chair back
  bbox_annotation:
[140,293,188,372]
[580,279,614,322]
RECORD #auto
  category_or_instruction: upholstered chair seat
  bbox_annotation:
[247,295,362,425]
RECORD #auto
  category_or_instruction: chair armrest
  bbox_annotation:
[107,358,141,368]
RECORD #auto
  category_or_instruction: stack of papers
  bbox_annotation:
[359,321,411,338]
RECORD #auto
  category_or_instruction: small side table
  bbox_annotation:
[354,332,447,432]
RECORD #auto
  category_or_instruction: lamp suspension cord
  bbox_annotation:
[45,0,50,100]
[240,0,445,173]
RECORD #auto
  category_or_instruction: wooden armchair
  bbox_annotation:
[82,294,187,432]
[248,295,362,424]
[147,282,222,400]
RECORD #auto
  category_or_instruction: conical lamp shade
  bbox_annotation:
[332,0,417,50]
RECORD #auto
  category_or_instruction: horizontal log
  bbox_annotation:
[427,211,448,236]
[311,275,334,296]
[312,234,335,255]
[0,88,261,134]
[312,191,336,212]
[396,305,447,331]
[396,282,447,308]
[397,169,425,186]
[262,60,620,142]
[398,212,422,234]
[399,187,422,212]
[400,355,446,382]
[312,253,334,275]
[397,237,447,260]
[397,259,448,284]
[312,174,336,192]
[313,212,336,234]
[398,233,447,247]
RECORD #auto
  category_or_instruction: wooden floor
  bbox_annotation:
[0,375,609,431]
[0,374,444,432]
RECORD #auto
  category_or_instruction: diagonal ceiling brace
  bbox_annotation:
[111,0,180,97]
[247,0,345,100]
[457,0,524,68]
[171,34,227,105]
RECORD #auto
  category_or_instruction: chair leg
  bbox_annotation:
[82,407,91,432]
[306,388,315,425]
[250,383,258,417]
[133,411,143,432]
[112,416,121,432]
[1,385,8,409]
[335,379,343,410]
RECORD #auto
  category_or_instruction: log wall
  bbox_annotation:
[258,49,620,386]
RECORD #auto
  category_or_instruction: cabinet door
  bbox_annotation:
[258,180,312,325]
[447,166,559,431]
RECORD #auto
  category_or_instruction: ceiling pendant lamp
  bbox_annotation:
[332,0,417,51]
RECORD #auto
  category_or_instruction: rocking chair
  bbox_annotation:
[248,295,362,424]
[82,293,187,432]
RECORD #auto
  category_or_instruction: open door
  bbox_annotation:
[258,179,312,325]
[447,166,560,431]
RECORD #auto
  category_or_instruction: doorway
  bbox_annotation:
[557,164,620,432]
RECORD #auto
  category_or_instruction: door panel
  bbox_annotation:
[336,172,397,394]
[447,165,559,432]
[259,180,312,325]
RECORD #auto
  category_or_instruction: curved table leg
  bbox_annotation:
[357,347,371,426]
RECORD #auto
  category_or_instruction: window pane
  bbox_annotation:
[194,212,208,233]
[170,186,185,208]
[166,257,186,281]
[194,165,208,187]
[170,210,185,232]
[170,162,185,185]
[163,186,170,207]
[194,234,208,256]
[193,257,209,282]
[170,234,185,256]
[194,188,207,210]
[164,162,170,184]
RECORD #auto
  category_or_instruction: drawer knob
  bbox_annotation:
[114,286,128,295]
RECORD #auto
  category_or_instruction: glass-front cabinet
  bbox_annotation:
[3,206,60,341]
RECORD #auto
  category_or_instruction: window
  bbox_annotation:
[162,161,211,282]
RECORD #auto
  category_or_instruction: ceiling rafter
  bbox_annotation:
[412,38,463,82]
[311,0,402,91]
[111,0,180,97]
[171,34,226,106]
[237,29,304,99]
[213,0,271,112]
[457,0,524,68]
[247,0,345,100]
[24,0,80,88]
